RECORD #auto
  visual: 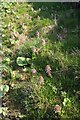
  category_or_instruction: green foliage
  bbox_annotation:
[0,85,9,97]
[0,85,9,92]
[0,107,8,116]
[1,2,80,120]
[16,57,31,66]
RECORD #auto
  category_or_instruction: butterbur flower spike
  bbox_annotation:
[31,7,34,11]
[30,16,32,20]
[45,65,52,76]
[36,31,40,38]
[42,38,46,46]
[32,69,37,74]
[38,75,44,85]
[47,72,51,77]
[54,105,61,113]
[37,16,40,20]
[63,28,67,34]
[14,31,19,38]
[33,48,39,54]
[57,34,63,40]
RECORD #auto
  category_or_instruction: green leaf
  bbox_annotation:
[63,98,71,106]
[0,85,9,92]
[3,57,10,65]
[0,85,3,91]
[0,107,2,114]
[2,2,9,8]
[3,85,9,92]
[26,58,31,64]
[16,57,27,66]
[2,107,8,116]
[16,57,31,66]
[0,92,3,98]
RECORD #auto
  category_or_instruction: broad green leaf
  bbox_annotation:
[16,57,31,66]
[16,57,27,66]
[0,92,3,98]
[0,85,4,91]
[3,85,9,92]
[0,85,9,92]
[26,58,31,64]
[0,107,2,114]
[63,98,71,106]
[3,58,10,64]
[2,107,8,116]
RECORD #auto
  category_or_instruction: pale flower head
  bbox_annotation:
[38,75,44,85]
[63,27,67,33]
[33,48,36,53]
[45,65,51,76]
[31,7,34,11]
[32,68,37,74]
[32,47,39,54]
[37,16,40,20]
[36,31,40,38]
[29,16,32,20]
[41,38,46,46]
[54,105,61,113]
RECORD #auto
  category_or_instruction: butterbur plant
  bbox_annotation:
[36,31,40,38]
[37,16,40,20]
[0,85,9,97]
[18,33,27,43]
[31,7,34,11]
[32,47,39,54]
[14,31,19,38]
[41,38,46,46]
[2,2,80,120]
[32,68,37,74]
[54,105,61,113]
[63,27,67,34]
[29,16,32,20]
[38,75,44,85]
[45,65,52,77]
